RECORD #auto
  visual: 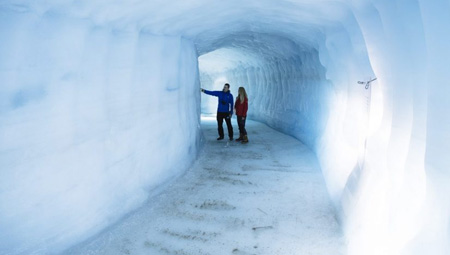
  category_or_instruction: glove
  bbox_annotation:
[201,88,205,92]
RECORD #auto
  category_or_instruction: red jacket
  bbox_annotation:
[235,97,248,117]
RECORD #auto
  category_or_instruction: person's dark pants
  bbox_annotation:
[237,116,247,136]
[217,112,233,139]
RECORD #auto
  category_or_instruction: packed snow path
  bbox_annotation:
[67,118,345,255]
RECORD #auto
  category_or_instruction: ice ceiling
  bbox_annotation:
[1,0,449,255]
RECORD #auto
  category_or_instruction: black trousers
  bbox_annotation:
[217,112,233,138]
[237,116,247,136]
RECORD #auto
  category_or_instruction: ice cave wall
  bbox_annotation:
[0,0,449,255]
[199,1,450,255]
[345,2,450,255]
[0,10,201,254]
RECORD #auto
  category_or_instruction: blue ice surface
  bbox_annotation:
[1,0,450,254]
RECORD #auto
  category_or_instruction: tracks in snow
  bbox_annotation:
[66,119,345,255]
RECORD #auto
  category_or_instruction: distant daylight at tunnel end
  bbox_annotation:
[1,1,449,255]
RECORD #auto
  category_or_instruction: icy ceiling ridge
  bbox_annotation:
[2,0,350,55]
[197,31,323,74]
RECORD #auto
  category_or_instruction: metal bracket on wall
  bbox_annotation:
[358,77,377,89]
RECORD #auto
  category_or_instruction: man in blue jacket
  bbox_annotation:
[201,83,234,140]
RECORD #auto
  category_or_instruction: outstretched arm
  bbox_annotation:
[201,89,220,97]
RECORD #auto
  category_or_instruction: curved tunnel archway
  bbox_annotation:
[0,1,449,255]
[198,31,330,158]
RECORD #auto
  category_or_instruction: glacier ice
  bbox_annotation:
[0,9,201,254]
[1,0,449,254]
[67,119,345,255]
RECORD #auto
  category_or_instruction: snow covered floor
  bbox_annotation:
[66,118,345,255]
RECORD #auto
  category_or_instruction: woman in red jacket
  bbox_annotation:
[234,87,249,143]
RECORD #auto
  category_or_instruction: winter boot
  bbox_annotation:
[241,135,249,144]
[235,134,243,142]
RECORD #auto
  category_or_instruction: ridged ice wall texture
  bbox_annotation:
[0,9,201,254]
[1,0,449,255]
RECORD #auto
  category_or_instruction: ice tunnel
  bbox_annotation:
[1,0,449,254]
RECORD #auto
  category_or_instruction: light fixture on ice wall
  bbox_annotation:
[358,77,377,89]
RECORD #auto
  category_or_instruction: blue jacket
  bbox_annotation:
[204,90,234,113]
